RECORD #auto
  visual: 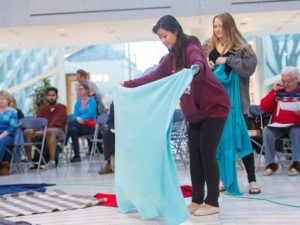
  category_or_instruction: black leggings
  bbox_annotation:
[188,117,227,207]
[243,114,256,183]
[103,129,115,160]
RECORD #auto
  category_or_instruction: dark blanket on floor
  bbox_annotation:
[95,185,192,207]
[0,183,55,195]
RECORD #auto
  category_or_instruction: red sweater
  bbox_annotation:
[37,104,67,129]
[124,42,230,123]
[260,86,300,124]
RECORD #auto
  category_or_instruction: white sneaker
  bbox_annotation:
[263,168,273,176]
[46,160,56,169]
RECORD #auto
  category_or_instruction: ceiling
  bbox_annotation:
[0,10,299,50]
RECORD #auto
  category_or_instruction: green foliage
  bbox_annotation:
[29,78,51,115]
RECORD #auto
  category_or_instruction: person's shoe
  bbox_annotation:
[219,181,225,192]
[46,160,56,169]
[193,204,219,216]
[110,155,115,172]
[249,181,261,194]
[70,155,81,163]
[28,163,36,170]
[288,162,300,176]
[263,163,278,176]
[187,202,201,214]
[98,162,113,175]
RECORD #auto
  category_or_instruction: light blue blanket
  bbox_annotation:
[213,64,253,196]
[113,66,197,225]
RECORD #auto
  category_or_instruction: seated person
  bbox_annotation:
[0,90,17,164]
[260,67,300,176]
[76,69,105,115]
[76,69,105,153]
[99,102,115,174]
[24,87,67,169]
[9,96,24,120]
[65,83,97,162]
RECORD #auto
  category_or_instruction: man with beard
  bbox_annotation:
[24,87,67,169]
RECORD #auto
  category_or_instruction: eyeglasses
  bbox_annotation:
[282,78,297,84]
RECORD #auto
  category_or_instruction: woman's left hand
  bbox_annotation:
[194,67,200,75]
[76,117,84,124]
[215,57,227,64]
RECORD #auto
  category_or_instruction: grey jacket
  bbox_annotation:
[225,48,257,115]
[203,41,257,115]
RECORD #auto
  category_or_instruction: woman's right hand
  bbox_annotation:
[273,80,284,92]
[119,81,124,86]
[206,57,214,69]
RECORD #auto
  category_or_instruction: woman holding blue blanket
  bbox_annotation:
[123,15,230,216]
[204,12,260,195]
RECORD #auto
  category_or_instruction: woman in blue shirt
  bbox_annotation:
[0,91,17,163]
[65,83,97,162]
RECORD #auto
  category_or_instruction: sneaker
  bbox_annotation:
[288,162,300,176]
[28,163,36,170]
[98,162,113,175]
[193,204,219,216]
[46,160,56,169]
[70,155,81,163]
[263,163,278,176]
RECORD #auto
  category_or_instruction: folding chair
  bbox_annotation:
[88,113,109,171]
[16,117,48,172]
[6,125,24,173]
[248,105,272,171]
[274,135,293,170]
[170,109,189,168]
[55,132,70,167]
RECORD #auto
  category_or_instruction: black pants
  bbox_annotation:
[103,129,115,160]
[242,115,256,183]
[65,119,94,156]
[188,117,227,207]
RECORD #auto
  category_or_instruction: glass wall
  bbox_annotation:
[0,41,167,115]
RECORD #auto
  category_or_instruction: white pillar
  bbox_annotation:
[58,47,67,104]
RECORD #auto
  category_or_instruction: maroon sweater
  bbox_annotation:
[124,42,230,123]
[37,103,67,129]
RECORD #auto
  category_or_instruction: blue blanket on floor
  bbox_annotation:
[213,64,252,196]
[0,183,55,195]
[114,66,197,225]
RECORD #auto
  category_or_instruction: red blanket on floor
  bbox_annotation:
[95,185,192,207]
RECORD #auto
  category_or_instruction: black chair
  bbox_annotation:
[248,105,272,171]
[170,109,189,168]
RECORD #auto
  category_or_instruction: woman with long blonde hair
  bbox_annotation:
[204,12,260,195]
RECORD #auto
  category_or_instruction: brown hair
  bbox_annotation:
[208,12,254,54]
[79,82,91,95]
[152,15,203,72]
[76,69,88,79]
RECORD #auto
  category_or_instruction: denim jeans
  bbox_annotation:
[263,126,300,164]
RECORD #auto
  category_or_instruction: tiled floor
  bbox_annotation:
[1,155,300,225]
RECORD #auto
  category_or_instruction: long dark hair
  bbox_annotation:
[152,15,201,71]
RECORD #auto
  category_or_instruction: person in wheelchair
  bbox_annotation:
[260,67,300,176]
